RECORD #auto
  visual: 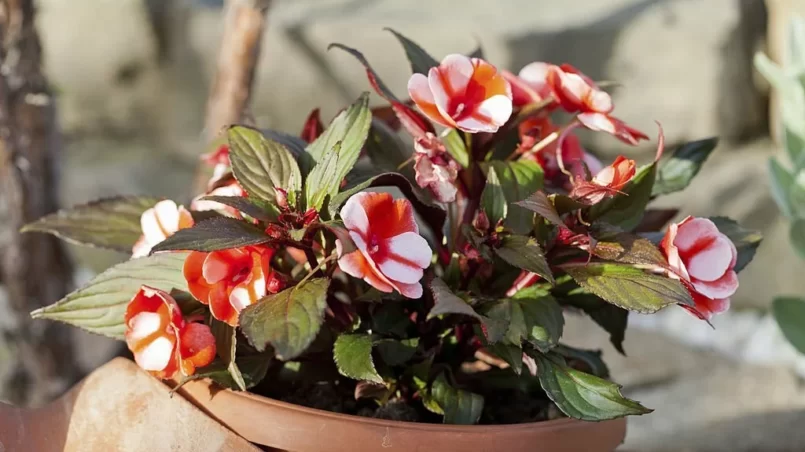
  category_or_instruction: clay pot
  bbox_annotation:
[174,377,627,452]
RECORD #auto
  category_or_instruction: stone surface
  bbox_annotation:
[0,358,258,451]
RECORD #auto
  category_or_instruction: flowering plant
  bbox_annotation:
[25,30,761,424]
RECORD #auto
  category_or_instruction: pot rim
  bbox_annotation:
[175,376,623,432]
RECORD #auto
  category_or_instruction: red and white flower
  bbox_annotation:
[661,217,739,319]
[413,132,460,203]
[201,144,231,189]
[124,286,216,379]
[337,192,432,298]
[184,246,281,326]
[502,62,554,108]
[132,200,194,258]
[408,54,513,134]
[546,64,648,145]
[570,155,636,204]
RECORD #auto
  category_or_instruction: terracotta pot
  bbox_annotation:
[174,378,627,452]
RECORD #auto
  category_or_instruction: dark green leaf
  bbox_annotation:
[492,290,564,352]
[384,28,439,75]
[791,171,805,219]
[481,166,506,224]
[150,217,270,253]
[30,252,189,339]
[790,219,805,260]
[495,234,554,284]
[484,160,544,234]
[260,128,308,158]
[468,44,484,60]
[590,163,656,230]
[430,373,484,425]
[176,355,270,391]
[485,342,523,374]
[533,353,651,421]
[769,157,795,217]
[442,129,470,168]
[772,296,805,355]
[376,338,419,366]
[303,94,371,182]
[328,173,446,243]
[371,302,410,337]
[591,233,669,267]
[709,217,763,272]
[328,43,401,102]
[228,126,302,205]
[211,319,246,391]
[563,262,693,313]
[562,291,628,354]
[21,196,161,252]
[553,344,610,378]
[652,138,718,196]
[365,119,412,174]
[240,278,330,360]
[515,191,565,227]
[305,142,341,210]
[200,195,278,222]
[333,333,383,383]
[428,278,507,343]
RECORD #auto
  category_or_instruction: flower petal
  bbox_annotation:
[476,94,513,127]
[385,232,432,268]
[686,235,735,282]
[184,251,212,305]
[674,217,723,254]
[692,270,739,300]
[393,281,423,299]
[408,73,452,128]
[439,53,474,94]
[577,112,616,134]
[135,335,175,372]
[179,322,216,376]
[455,116,499,134]
[127,312,164,342]
[340,192,371,237]
[378,260,424,284]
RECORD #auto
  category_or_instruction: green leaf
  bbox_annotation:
[769,157,796,217]
[589,163,656,230]
[150,217,270,253]
[481,166,506,224]
[533,353,651,421]
[492,290,564,352]
[428,278,508,343]
[303,94,371,182]
[563,262,693,313]
[553,345,610,379]
[376,338,419,366]
[515,191,565,227]
[755,52,805,141]
[430,373,484,425]
[709,217,763,272]
[211,319,246,391]
[21,196,161,252]
[652,138,718,196]
[495,234,554,284]
[30,252,189,339]
[228,126,302,206]
[790,219,805,260]
[785,128,805,171]
[562,291,628,355]
[328,172,446,241]
[384,28,439,75]
[176,355,270,391]
[591,233,669,267]
[240,278,330,360]
[442,129,470,168]
[365,119,412,174]
[773,296,805,355]
[304,142,341,210]
[485,342,524,375]
[333,333,383,384]
[328,43,401,102]
[200,195,278,222]
[484,160,544,234]
[371,302,410,337]
[792,171,805,219]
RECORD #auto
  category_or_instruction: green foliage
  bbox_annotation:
[334,333,383,384]
[228,126,302,207]
[442,129,470,168]
[176,355,270,391]
[304,142,342,210]
[590,162,656,230]
[428,278,508,343]
[211,320,247,391]
[483,160,544,234]
[150,217,271,253]
[773,297,805,355]
[30,253,189,339]
[240,278,330,360]
[532,352,651,421]
[652,138,718,196]
[21,196,161,252]
[385,28,440,75]
[494,235,554,284]
[563,262,693,314]
[429,373,484,425]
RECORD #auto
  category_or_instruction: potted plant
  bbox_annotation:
[756,16,805,356]
[24,30,761,451]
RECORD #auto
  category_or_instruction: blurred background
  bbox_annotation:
[1,0,805,450]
